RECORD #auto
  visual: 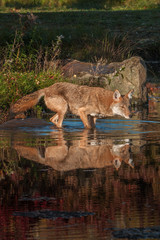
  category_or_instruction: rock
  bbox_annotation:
[13,209,95,219]
[0,118,51,130]
[62,57,147,104]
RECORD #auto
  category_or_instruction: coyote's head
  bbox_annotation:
[112,140,133,170]
[111,89,134,119]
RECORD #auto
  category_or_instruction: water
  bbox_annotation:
[0,101,160,239]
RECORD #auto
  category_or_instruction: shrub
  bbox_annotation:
[0,71,63,110]
[1,13,63,73]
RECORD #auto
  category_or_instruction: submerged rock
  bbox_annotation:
[19,196,55,202]
[13,209,95,220]
[0,118,50,130]
[113,226,160,239]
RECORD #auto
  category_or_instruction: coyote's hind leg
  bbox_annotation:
[50,113,58,124]
[45,95,68,128]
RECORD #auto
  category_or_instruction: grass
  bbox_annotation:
[0,0,159,11]
[112,0,160,10]
[0,9,160,61]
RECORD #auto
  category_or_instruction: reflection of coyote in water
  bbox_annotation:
[13,130,133,171]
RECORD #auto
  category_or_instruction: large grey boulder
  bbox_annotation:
[62,56,147,104]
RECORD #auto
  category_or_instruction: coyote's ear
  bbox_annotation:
[126,89,134,99]
[113,89,121,101]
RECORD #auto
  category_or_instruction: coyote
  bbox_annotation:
[10,82,133,128]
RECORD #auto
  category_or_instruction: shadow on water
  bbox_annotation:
[0,102,160,239]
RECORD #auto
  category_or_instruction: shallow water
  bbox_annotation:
[0,102,160,239]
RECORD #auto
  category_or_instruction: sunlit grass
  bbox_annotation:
[112,0,160,11]
[0,0,159,12]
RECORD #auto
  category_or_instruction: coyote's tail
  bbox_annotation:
[10,89,45,117]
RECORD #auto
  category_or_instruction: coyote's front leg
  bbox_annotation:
[87,115,96,128]
[78,107,92,129]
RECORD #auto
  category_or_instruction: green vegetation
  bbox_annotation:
[0,13,66,121]
[112,0,160,10]
[0,0,159,10]
[0,71,63,109]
